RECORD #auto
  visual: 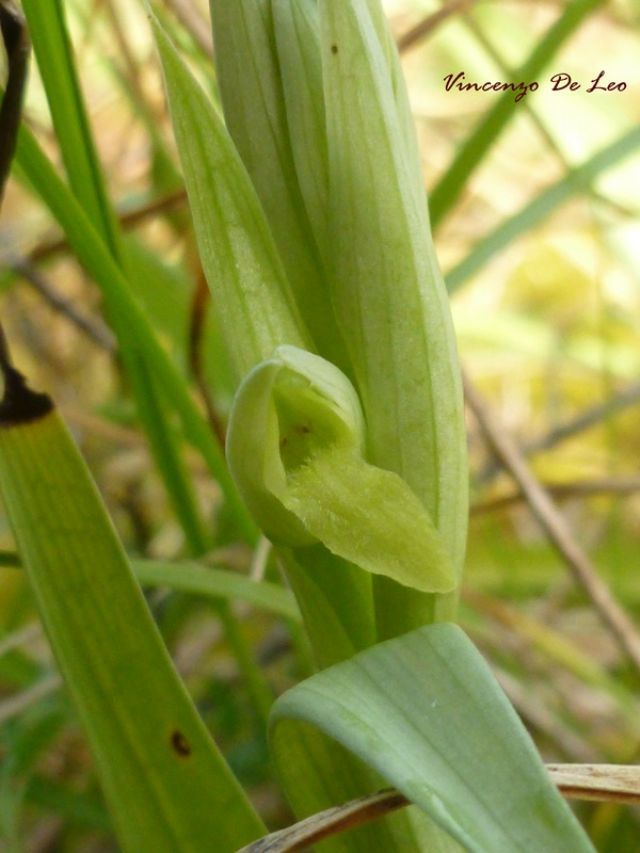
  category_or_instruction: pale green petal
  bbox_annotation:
[227,347,455,593]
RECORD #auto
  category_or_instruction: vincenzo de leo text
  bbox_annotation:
[443,71,628,102]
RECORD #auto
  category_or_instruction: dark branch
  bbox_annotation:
[0,1,29,205]
[0,325,53,426]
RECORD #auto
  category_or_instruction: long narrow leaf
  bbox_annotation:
[151,14,310,380]
[21,0,121,256]
[0,553,300,623]
[21,0,212,555]
[0,368,265,852]
[134,560,300,622]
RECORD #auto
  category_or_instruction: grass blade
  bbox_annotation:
[21,0,121,256]
[0,552,300,634]
[12,122,254,539]
[134,560,300,622]
[447,125,640,292]
[21,0,214,555]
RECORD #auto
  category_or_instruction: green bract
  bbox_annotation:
[227,346,456,594]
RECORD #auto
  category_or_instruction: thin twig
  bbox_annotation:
[0,0,29,205]
[103,0,148,111]
[187,267,226,447]
[0,673,62,725]
[477,383,640,486]
[9,255,116,352]
[24,187,187,265]
[397,0,477,54]
[472,475,640,514]
[236,765,640,852]
[0,620,41,658]
[463,370,640,675]
[237,789,409,853]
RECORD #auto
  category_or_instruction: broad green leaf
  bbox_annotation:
[429,0,605,228]
[267,714,457,853]
[319,0,467,634]
[209,0,348,369]
[271,624,594,852]
[151,13,310,380]
[0,382,265,851]
[227,346,455,594]
[446,125,640,292]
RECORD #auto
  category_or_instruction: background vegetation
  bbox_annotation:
[1,0,639,849]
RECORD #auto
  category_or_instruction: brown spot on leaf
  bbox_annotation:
[331,44,338,54]
[170,730,192,757]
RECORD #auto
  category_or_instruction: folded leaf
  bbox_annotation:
[271,624,595,852]
[227,346,455,594]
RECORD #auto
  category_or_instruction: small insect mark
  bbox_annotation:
[170,730,192,757]
[331,44,338,55]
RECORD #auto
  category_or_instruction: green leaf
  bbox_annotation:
[270,624,594,852]
[277,548,373,669]
[0,551,300,623]
[446,125,640,292]
[0,400,265,850]
[319,0,467,633]
[429,0,605,228]
[268,713,455,852]
[20,0,122,257]
[151,12,311,381]
[134,559,300,623]
[227,346,455,594]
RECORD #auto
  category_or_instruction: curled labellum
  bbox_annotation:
[227,346,455,593]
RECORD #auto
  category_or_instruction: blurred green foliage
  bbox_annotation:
[1,0,639,849]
